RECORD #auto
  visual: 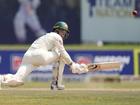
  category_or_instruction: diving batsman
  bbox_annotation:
[0,21,89,89]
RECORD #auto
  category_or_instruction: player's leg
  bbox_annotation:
[51,62,59,90]
[51,60,65,90]
[26,49,65,90]
[0,52,36,87]
[0,49,60,87]
[27,49,63,89]
[57,60,65,90]
[0,62,35,87]
[25,49,60,66]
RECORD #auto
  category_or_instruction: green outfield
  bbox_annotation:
[0,81,140,105]
[0,44,140,105]
[0,43,140,50]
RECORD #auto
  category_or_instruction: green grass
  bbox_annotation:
[0,44,140,105]
[4,81,138,89]
[1,44,140,50]
[0,90,140,105]
[0,81,140,105]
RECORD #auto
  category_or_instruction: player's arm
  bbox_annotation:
[54,37,73,66]
[54,37,89,74]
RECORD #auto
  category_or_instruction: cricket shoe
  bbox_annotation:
[3,79,24,87]
[57,84,65,90]
[50,80,65,90]
[50,80,58,90]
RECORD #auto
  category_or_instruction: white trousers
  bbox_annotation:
[52,60,65,86]
[2,49,60,87]
[17,49,60,80]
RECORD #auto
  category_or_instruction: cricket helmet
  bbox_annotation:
[53,21,69,33]
[53,21,70,39]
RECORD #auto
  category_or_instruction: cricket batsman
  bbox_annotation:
[0,21,88,90]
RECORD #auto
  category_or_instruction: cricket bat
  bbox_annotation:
[87,62,121,72]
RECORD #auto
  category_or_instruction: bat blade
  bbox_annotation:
[87,62,121,72]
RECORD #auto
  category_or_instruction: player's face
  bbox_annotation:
[59,30,67,39]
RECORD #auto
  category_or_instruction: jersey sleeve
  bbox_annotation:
[54,35,73,65]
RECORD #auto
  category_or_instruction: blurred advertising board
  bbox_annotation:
[82,0,140,43]
[0,50,24,74]
[66,50,134,75]
[0,50,133,75]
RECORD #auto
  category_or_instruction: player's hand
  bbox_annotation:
[70,62,88,74]
[80,63,89,73]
